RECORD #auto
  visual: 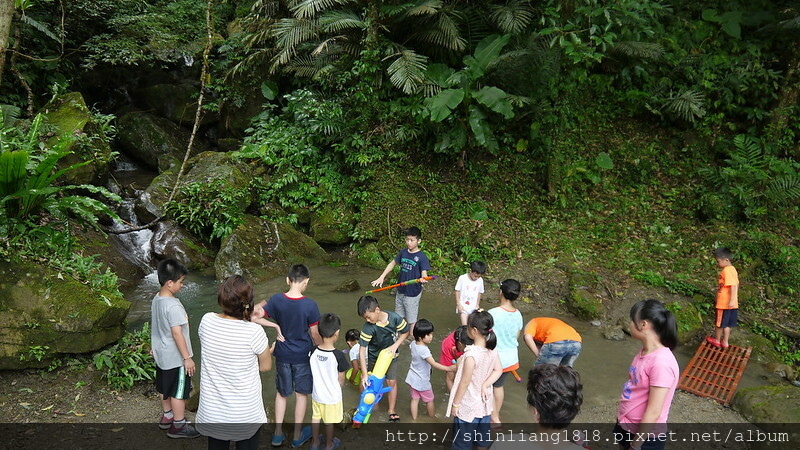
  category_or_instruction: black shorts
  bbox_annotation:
[716,309,738,328]
[155,366,192,400]
[492,371,509,388]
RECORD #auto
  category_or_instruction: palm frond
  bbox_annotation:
[488,0,534,35]
[663,89,705,123]
[387,50,429,94]
[409,13,467,52]
[731,134,764,168]
[319,10,366,33]
[19,14,60,42]
[405,0,444,17]
[291,0,354,19]
[766,175,800,205]
[505,93,532,108]
[613,41,665,60]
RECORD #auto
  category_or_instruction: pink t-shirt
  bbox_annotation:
[439,332,463,366]
[446,345,500,421]
[618,346,679,434]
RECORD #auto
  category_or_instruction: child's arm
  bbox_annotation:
[349,359,360,384]
[450,355,474,416]
[252,317,286,342]
[630,386,671,449]
[454,289,463,315]
[481,353,503,400]
[371,260,397,287]
[309,324,322,346]
[475,292,481,311]
[420,269,429,283]
[730,283,739,309]
[425,355,457,372]
[359,345,370,388]
[338,371,346,387]
[170,325,195,376]
[386,328,410,354]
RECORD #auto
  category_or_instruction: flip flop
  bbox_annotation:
[388,413,400,422]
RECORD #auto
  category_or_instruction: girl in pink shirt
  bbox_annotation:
[614,299,679,450]
[446,311,502,450]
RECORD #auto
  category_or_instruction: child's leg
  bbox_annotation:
[387,379,398,414]
[310,418,321,449]
[491,386,504,424]
[159,393,172,414]
[714,326,723,343]
[274,393,287,436]
[324,423,335,449]
[294,393,308,440]
[445,371,455,392]
[426,400,436,417]
[722,327,732,346]
[459,312,468,326]
[171,398,186,422]
[410,397,419,420]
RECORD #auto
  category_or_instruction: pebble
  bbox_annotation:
[590,320,602,327]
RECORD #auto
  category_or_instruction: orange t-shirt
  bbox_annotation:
[716,265,739,310]
[523,317,582,344]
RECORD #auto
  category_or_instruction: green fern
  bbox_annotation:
[488,0,534,34]
[387,49,429,94]
[664,89,706,122]
[613,41,665,60]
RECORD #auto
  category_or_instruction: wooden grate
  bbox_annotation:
[678,340,752,405]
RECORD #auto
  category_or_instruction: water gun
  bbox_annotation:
[352,349,394,427]
[511,370,522,383]
[365,276,437,294]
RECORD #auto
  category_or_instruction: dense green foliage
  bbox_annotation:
[93,323,155,390]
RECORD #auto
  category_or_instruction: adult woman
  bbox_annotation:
[196,275,272,449]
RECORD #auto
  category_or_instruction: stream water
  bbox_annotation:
[123,264,768,426]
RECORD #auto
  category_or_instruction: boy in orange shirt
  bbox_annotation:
[708,247,739,348]
[522,317,582,367]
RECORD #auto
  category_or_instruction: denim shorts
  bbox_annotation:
[535,340,582,367]
[452,415,491,450]
[275,361,313,396]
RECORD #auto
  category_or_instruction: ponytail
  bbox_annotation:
[467,310,497,350]
[630,299,679,350]
[218,275,255,320]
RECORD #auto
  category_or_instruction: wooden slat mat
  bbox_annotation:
[678,340,752,405]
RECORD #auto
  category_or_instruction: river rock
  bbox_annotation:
[335,279,360,292]
[136,170,177,223]
[214,215,327,283]
[0,261,130,369]
[136,83,217,127]
[116,112,198,171]
[152,221,215,270]
[664,300,704,344]
[602,325,625,341]
[310,203,355,245]
[73,227,146,291]
[39,92,113,185]
[732,385,800,447]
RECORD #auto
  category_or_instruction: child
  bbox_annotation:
[357,295,410,422]
[150,258,199,438]
[371,226,431,335]
[405,319,457,420]
[455,261,486,326]
[252,299,285,342]
[707,247,739,348]
[492,364,585,449]
[196,275,273,447]
[446,310,502,450]
[439,325,473,392]
[488,279,523,430]
[345,329,361,386]
[614,299,679,450]
[309,313,349,450]
[264,264,321,447]
[523,317,582,367]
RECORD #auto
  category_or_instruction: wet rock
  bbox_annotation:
[216,138,241,153]
[732,385,800,446]
[356,243,387,270]
[335,279,360,292]
[214,215,327,283]
[117,112,203,171]
[0,261,130,369]
[602,325,625,341]
[617,316,631,335]
[73,227,145,291]
[664,300,704,344]
[136,83,217,127]
[40,92,113,185]
[590,320,602,327]
[135,170,176,223]
[151,221,215,270]
[765,363,796,382]
[564,269,604,320]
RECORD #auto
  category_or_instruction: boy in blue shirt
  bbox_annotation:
[264,264,321,447]
[371,226,431,336]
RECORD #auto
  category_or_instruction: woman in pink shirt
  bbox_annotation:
[614,299,679,450]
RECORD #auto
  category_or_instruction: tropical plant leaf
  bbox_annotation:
[595,152,614,170]
[488,0,534,34]
[387,50,428,94]
[409,13,466,51]
[473,86,514,119]
[766,175,800,205]
[613,41,665,60]
[290,0,354,19]
[473,34,511,71]
[433,126,468,153]
[0,151,28,201]
[319,10,365,33]
[424,89,465,122]
[468,106,497,152]
[0,105,21,128]
[405,0,443,16]
[664,89,705,122]
[19,14,60,42]
[425,63,456,88]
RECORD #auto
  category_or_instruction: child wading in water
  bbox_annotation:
[447,310,502,450]
[488,279,523,430]
[405,319,456,420]
[614,299,679,450]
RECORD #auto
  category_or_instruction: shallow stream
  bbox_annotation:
[123,263,768,425]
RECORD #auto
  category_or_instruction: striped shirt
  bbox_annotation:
[359,311,408,363]
[196,313,269,441]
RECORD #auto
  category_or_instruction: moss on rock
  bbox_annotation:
[310,203,355,245]
[665,300,704,344]
[356,243,387,270]
[733,384,800,428]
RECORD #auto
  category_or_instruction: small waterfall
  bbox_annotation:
[106,160,156,273]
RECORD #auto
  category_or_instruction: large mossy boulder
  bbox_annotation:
[215,215,327,283]
[152,221,215,270]
[356,243,387,270]
[0,261,130,369]
[565,270,604,320]
[732,385,800,447]
[310,204,355,245]
[40,92,113,185]
[136,170,177,223]
[117,112,197,171]
[665,299,705,343]
[136,83,217,127]
[74,228,146,291]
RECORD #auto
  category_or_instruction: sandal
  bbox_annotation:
[388,413,400,422]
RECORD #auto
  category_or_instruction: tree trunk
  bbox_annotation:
[0,0,14,86]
